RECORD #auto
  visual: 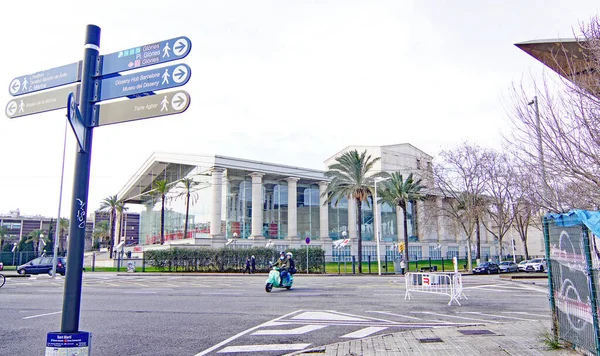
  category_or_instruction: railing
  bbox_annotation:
[404,272,466,306]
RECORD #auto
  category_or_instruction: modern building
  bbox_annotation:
[118,144,544,260]
[93,211,140,246]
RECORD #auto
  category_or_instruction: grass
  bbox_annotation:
[538,330,561,350]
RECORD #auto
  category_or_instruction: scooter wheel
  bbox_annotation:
[265,283,273,293]
[285,286,291,290]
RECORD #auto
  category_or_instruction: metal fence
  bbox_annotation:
[544,212,600,356]
[1,251,38,267]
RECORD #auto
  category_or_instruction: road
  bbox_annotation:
[0,272,550,355]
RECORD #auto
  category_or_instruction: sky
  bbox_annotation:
[1,0,599,218]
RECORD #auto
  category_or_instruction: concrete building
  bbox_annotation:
[117,144,544,260]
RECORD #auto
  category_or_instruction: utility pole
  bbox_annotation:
[528,96,551,208]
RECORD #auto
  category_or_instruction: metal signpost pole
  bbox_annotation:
[51,120,68,278]
[61,25,100,333]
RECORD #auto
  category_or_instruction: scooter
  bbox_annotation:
[265,263,294,292]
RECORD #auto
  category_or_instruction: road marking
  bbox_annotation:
[341,326,388,338]
[503,312,550,318]
[457,312,537,321]
[252,324,327,335]
[367,311,424,320]
[217,343,311,353]
[23,311,61,319]
[412,311,502,324]
[195,309,303,356]
[292,311,366,322]
[124,291,158,294]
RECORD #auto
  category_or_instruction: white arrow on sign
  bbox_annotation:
[172,65,189,84]
[173,38,189,56]
[6,101,17,116]
[171,92,188,110]
[9,79,21,95]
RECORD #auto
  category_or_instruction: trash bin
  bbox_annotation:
[432,266,438,272]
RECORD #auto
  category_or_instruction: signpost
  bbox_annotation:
[100,36,191,76]
[8,62,81,96]
[97,63,191,101]
[5,25,193,355]
[306,236,310,275]
[95,90,190,126]
[5,84,79,119]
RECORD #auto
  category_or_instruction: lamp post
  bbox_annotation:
[39,233,44,257]
[528,96,550,205]
[373,177,389,276]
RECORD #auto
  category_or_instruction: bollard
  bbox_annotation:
[352,255,356,274]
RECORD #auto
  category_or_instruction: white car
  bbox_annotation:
[517,260,529,272]
[524,258,547,272]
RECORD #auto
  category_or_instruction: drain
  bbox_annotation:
[459,329,496,335]
[418,337,444,343]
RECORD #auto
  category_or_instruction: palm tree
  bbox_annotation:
[99,195,123,258]
[324,150,384,273]
[153,180,170,245]
[92,220,111,250]
[58,218,69,255]
[176,178,199,239]
[378,173,426,268]
[25,229,46,257]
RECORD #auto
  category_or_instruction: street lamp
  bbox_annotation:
[373,177,390,276]
[528,96,550,205]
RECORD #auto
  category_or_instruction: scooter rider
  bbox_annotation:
[287,252,296,275]
[276,251,290,284]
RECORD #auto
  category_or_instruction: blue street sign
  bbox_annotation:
[97,63,191,102]
[67,92,86,152]
[8,61,81,97]
[46,331,91,354]
[100,36,191,76]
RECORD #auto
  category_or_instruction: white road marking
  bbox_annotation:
[412,311,502,324]
[457,311,537,321]
[252,324,327,335]
[366,311,424,320]
[341,326,388,338]
[195,309,303,356]
[503,312,550,318]
[23,311,61,319]
[292,311,366,322]
[217,343,311,353]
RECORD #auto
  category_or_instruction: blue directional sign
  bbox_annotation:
[100,36,191,76]
[8,61,81,97]
[97,64,191,102]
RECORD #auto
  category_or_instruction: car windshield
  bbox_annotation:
[477,263,489,267]
[500,262,511,265]
[530,259,542,263]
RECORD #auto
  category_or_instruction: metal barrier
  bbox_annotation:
[404,272,466,306]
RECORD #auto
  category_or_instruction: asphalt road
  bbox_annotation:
[0,272,550,356]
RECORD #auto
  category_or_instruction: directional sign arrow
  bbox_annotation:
[96,63,191,102]
[5,84,80,119]
[94,90,191,126]
[100,36,192,76]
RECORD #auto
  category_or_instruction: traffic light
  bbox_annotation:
[398,242,405,252]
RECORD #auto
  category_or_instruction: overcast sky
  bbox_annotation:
[1,0,599,218]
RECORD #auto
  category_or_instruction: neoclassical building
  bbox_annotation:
[118,144,543,259]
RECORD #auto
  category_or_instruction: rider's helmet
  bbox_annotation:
[279,251,286,260]
[286,252,293,258]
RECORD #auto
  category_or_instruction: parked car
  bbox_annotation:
[518,260,530,272]
[472,262,500,274]
[17,256,66,275]
[498,261,518,273]
[524,258,547,273]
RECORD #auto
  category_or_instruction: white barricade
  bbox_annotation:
[404,272,466,306]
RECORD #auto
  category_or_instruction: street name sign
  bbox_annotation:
[100,36,191,76]
[95,90,190,126]
[5,84,79,119]
[8,62,81,96]
[97,63,191,102]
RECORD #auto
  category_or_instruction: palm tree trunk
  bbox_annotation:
[184,192,190,239]
[110,210,116,258]
[160,195,165,244]
[356,198,363,273]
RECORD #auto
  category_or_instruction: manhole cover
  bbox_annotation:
[418,338,444,343]
[459,329,496,335]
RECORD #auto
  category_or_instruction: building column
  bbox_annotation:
[318,181,330,240]
[210,168,225,238]
[436,197,444,243]
[266,193,272,223]
[286,177,300,240]
[249,172,265,239]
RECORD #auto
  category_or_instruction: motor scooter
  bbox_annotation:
[265,263,294,292]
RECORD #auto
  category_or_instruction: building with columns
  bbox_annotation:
[117,144,544,260]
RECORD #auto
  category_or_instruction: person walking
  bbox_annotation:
[250,255,256,274]
[400,259,406,275]
[244,257,251,274]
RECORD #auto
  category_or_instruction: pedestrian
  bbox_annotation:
[250,255,256,274]
[244,257,251,274]
[400,259,406,275]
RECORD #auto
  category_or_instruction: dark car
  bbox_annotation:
[17,256,66,275]
[472,262,500,275]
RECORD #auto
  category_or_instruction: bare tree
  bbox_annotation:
[434,142,490,271]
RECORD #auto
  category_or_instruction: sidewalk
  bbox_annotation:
[289,320,579,356]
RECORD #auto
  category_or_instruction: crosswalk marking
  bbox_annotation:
[252,324,327,335]
[341,326,388,338]
[292,311,366,322]
[217,343,311,353]
[367,310,425,320]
